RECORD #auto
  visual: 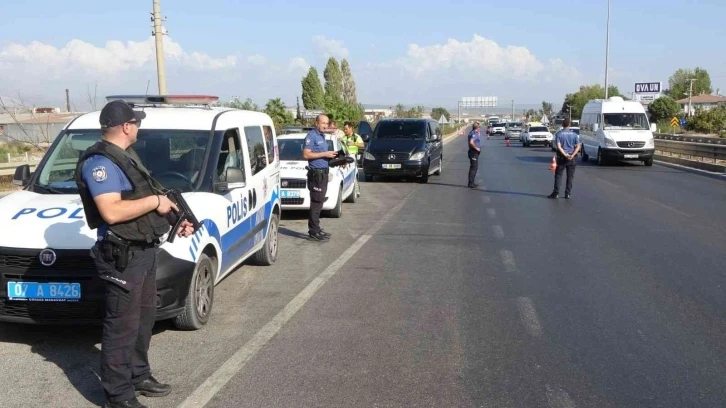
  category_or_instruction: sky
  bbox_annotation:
[1,0,725,112]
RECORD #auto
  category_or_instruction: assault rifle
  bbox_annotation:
[164,188,201,243]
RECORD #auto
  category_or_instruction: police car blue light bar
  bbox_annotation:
[105,95,219,105]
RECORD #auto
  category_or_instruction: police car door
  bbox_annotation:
[335,138,354,196]
[241,125,272,253]
[216,128,254,271]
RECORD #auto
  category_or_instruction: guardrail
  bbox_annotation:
[654,139,726,173]
[0,160,40,177]
[654,133,726,145]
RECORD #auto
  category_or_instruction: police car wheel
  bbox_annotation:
[345,178,359,203]
[253,212,279,265]
[327,187,343,218]
[174,253,215,330]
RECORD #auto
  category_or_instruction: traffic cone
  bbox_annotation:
[549,156,557,172]
[505,138,510,147]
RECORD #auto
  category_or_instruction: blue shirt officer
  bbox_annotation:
[302,114,338,241]
[467,122,482,188]
[548,117,581,199]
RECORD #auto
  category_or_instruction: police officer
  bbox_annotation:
[548,117,581,199]
[467,122,482,188]
[74,100,195,408]
[303,114,338,241]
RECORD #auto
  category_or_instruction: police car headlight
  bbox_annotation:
[410,151,425,161]
[605,137,618,147]
[364,151,375,160]
[645,138,654,148]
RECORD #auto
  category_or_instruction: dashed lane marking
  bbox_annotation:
[516,296,543,337]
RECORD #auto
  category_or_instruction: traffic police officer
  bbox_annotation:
[74,100,195,408]
[467,122,482,188]
[548,117,581,199]
[303,114,338,241]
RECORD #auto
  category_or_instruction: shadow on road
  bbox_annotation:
[428,181,548,198]
[278,226,309,240]
[516,156,553,163]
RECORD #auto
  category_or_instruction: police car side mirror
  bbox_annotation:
[214,168,246,193]
[12,164,31,186]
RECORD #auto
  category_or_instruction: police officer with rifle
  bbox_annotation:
[74,100,195,408]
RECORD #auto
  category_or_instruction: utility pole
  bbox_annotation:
[687,78,696,117]
[65,89,71,112]
[604,0,611,99]
[511,99,515,121]
[152,0,167,94]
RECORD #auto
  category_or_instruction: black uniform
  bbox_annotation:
[467,129,481,187]
[303,129,330,239]
[75,102,172,407]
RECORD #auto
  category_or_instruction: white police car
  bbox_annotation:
[277,132,359,217]
[0,95,281,330]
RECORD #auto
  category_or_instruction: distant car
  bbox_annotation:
[490,122,506,136]
[505,122,523,140]
[278,133,359,218]
[551,127,580,151]
[280,126,313,135]
[521,124,553,147]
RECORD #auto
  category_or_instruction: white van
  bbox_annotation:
[0,95,281,330]
[579,96,657,166]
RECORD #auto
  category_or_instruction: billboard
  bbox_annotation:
[634,82,661,93]
[460,96,497,108]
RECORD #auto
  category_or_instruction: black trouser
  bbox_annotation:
[468,149,480,185]
[553,155,576,195]
[307,168,329,234]
[90,241,158,403]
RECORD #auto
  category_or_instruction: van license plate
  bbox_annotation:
[7,282,81,301]
[624,154,639,159]
[382,164,401,169]
[281,190,301,198]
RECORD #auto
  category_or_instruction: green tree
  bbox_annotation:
[648,96,680,122]
[323,57,343,102]
[541,101,553,118]
[394,103,406,118]
[324,97,364,123]
[295,96,302,122]
[430,107,450,121]
[227,97,260,111]
[686,105,726,134]
[264,98,295,133]
[301,67,324,110]
[561,84,623,118]
[667,67,712,101]
[340,59,358,105]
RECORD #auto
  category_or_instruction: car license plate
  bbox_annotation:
[281,190,301,198]
[7,282,81,301]
[624,154,639,159]
[382,164,401,169]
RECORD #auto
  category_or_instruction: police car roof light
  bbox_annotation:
[105,95,220,106]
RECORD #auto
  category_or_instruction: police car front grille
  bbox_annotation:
[617,141,646,148]
[0,248,95,271]
[0,299,103,321]
[281,179,306,189]
[282,198,305,205]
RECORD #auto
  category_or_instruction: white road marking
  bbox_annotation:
[545,384,576,408]
[642,196,694,218]
[178,187,422,408]
[500,250,516,274]
[482,196,491,204]
[486,208,496,218]
[516,297,543,337]
[492,225,504,239]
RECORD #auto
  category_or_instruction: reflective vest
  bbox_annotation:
[74,140,172,243]
[342,133,363,155]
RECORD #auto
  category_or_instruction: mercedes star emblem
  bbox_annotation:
[388,154,396,160]
[628,142,634,147]
[39,249,57,267]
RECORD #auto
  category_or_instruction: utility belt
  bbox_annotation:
[100,230,159,272]
[306,167,329,174]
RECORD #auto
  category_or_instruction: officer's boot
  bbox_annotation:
[104,397,147,408]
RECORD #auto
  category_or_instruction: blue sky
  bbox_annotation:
[1,0,725,110]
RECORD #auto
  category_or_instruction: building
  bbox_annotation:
[676,94,726,116]
[0,110,82,145]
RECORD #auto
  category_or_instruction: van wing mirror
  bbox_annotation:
[593,123,599,132]
[650,123,657,133]
[214,168,246,193]
[13,164,31,186]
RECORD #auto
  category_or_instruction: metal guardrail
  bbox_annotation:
[654,133,726,145]
[655,139,726,165]
[0,160,40,177]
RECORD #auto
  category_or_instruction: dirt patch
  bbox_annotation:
[0,175,21,193]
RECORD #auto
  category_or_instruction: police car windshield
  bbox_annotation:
[279,139,334,161]
[603,113,649,130]
[33,129,210,194]
[373,121,427,139]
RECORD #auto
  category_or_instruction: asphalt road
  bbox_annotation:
[2,131,726,408]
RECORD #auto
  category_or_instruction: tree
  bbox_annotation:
[301,67,325,110]
[395,103,406,118]
[324,97,364,124]
[341,59,358,105]
[668,67,712,101]
[227,97,260,111]
[686,105,726,134]
[323,57,343,102]
[430,107,450,121]
[295,96,302,122]
[541,101,553,118]
[264,98,295,133]
[0,94,56,150]
[648,96,680,122]
[560,84,623,119]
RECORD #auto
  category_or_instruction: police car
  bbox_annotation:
[277,132,359,217]
[0,95,281,330]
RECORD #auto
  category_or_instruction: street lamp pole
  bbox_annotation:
[604,0,610,99]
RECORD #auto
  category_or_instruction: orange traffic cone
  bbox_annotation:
[549,156,557,172]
